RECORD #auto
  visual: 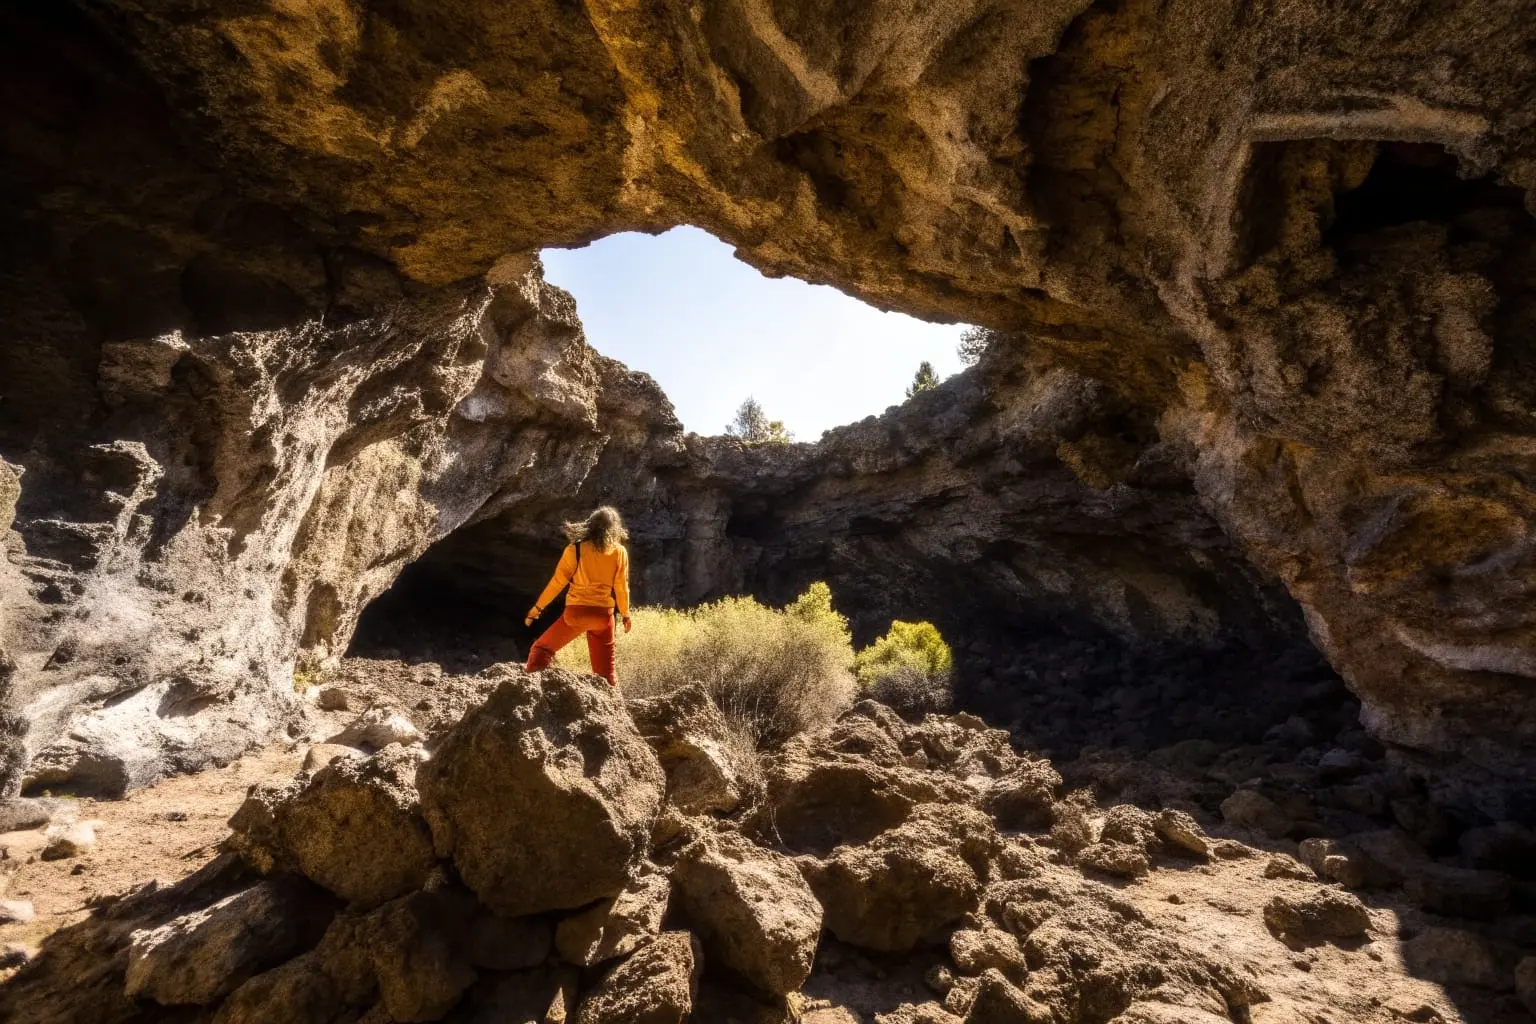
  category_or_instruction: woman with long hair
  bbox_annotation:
[524,506,632,686]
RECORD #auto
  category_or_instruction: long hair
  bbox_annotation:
[562,505,628,553]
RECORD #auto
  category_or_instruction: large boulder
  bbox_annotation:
[628,683,751,816]
[125,879,330,1005]
[802,804,1001,952]
[672,829,822,998]
[418,668,665,916]
[574,931,701,1024]
[229,744,435,908]
[212,953,345,1024]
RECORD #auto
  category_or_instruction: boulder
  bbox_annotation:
[803,804,1000,952]
[454,966,581,1024]
[355,891,479,1022]
[948,927,1028,983]
[1459,822,1536,878]
[555,870,669,966]
[1079,842,1151,879]
[1151,808,1210,858]
[1261,890,1371,943]
[628,683,750,816]
[231,745,435,907]
[125,879,328,1005]
[1220,789,1292,838]
[981,760,1063,832]
[418,669,664,916]
[575,931,701,1024]
[963,969,1051,1024]
[1402,927,1508,990]
[672,829,821,997]
[326,706,424,752]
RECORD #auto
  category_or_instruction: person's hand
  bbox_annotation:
[524,607,541,628]
[622,616,632,634]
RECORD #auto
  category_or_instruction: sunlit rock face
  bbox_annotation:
[3,0,1536,816]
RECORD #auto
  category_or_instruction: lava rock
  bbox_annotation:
[672,828,821,997]
[1262,890,1371,943]
[232,745,435,907]
[1152,808,1210,858]
[1099,805,1157,850]
[301,743,363,773]
[1516,956,1536,1016]
[1402,927,1508,990]
[555,870,669,967]
[1263,854,1315,881]
[211,952,344,1024]
[326,705,424,752]
[1404,863,1513,920]
[1296,837,1390,889]
[574,930,701,1024]
[803,804,999,952]
[0,798,52,833]
[1220,789,1292,838]
[1079,841,1151,879]
[125,879,326,1005]
[419,668,664,916]
[627,683,749,816]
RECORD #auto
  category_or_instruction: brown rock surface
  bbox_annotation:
[418,668,664,916]
[574,930,701,1024]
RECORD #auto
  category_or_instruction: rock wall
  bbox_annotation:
[3,0,1536,817]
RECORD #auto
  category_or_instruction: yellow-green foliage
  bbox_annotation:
[855,620,953,685]
[556,582,856,745]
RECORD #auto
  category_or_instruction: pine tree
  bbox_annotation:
[726,397,794,443]
[906,361,939,399]
[957,326,994,366]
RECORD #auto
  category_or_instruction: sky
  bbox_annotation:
[540,226,968,439]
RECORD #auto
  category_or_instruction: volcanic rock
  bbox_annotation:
[1402,927,1508,990]
[1262,890,1372,943]
[418,668,664,916]
[124,879,325,1005]
[627,683,749,816]
[326,706,424,752]
[555,870,670,967]
[1079,842,1152,879]
[803,804,1000,952]
[1151,809,1210,859]
[574,931,701,1024]
[672,828,821,998]
[230,744,435,907]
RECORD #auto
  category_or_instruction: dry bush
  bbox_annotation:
[854,620,954,720]
[555,583,856,746]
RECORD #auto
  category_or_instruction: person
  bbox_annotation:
[524,506,632,686]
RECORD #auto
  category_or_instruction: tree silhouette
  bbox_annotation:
[957,326,995,366]
[906,361,939,398]
[726,397,793,443]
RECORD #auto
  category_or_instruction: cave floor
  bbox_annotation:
[1,658,1528,1022]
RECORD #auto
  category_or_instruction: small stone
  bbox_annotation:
[1402,927,1505,989]
[317,687,351,712]
[41,821,96,860]
[162,809,190,822]
[0,899,35,924]
[1211,839,1254,860]
[1220,789,1292,839]
[302,743,364,773]
[1263,854,1314,881]
[1152,808,1210,858]
[1079,842,1151,878]
[327,706,423,751]
[1262,889,1371,943]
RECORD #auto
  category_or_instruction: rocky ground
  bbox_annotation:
[2,661,1532,1023]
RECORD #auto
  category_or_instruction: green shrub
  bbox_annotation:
[555,583,856,745]
[854,620,954,719]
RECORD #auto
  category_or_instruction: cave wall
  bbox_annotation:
[2,0,1535,816]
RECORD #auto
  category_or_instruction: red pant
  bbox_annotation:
[526,605,617,685]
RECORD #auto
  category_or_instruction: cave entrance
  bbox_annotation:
[347,517,557,671]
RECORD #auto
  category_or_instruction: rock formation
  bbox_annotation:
[3,0,1536,829]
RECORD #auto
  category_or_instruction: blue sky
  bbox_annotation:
[540,226,967,439]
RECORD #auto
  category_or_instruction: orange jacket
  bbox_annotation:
[534,542,631,618]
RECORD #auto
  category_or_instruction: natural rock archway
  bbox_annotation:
[3,0,1535,820]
